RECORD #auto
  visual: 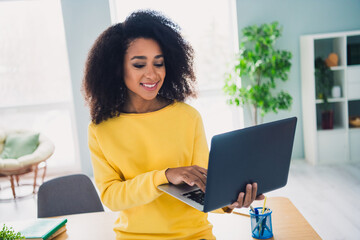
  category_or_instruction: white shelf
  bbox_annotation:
[301,30,360,164]
[347,65,360,69]
[349,127,360,132]
[317,126,346,133]
[315,98,345,104]
[330,66,345,71]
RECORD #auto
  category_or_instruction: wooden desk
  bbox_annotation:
[208,197,321,239]
[53,211,117,239]
[54,197,320,239]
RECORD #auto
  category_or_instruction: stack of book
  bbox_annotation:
[3,218,67,240]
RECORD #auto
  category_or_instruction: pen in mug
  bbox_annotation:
[259,196,267,236]
[250,205,255,213]
[262,196,267,214]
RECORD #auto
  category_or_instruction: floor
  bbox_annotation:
[266,160,360,240]
[1,160,360,240]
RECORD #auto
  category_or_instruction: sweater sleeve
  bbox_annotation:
[191,113,209,168]
[88,124,169,212]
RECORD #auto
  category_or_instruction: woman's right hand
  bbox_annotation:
[165,165,207,192]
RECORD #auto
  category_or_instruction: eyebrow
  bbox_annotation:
[130,55,164,60]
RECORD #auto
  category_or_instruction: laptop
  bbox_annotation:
[158,117,297,212]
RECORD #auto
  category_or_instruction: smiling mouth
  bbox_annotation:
[140,82,159,90]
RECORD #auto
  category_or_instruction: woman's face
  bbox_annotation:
[123,38,166,104]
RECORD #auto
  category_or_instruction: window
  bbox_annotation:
[111,0,243,143]
[0,0,78,171]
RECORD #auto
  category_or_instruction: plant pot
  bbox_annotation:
[321,110,334,129]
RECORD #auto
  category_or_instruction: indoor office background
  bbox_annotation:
[0,0,360,239]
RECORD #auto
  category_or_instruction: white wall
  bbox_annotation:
[60,0,112,175]
[236,0,360,159]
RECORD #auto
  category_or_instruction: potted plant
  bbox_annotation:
[223,22,292,125]
[0,224,25,240]
[315,57,334,129]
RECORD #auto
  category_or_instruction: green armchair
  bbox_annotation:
[0,129,54,199]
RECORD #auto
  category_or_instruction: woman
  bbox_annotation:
[83,10,264,239]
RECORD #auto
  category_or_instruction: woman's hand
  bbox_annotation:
[226,183,265,211]
[165,165,207,192]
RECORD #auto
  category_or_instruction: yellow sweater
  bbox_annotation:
[88,102,216,239]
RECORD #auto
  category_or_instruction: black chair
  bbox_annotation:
[37,174,104,218]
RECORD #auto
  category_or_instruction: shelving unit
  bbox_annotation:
[301,30,360,164]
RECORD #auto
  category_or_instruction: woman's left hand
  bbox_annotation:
[226,183,265,211]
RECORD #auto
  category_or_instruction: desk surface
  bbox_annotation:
[53,197,320,240]
[209,197,321,239]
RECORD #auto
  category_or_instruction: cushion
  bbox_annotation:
[0,133,40,159]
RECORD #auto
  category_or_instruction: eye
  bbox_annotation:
[154,62,164,67]
[133,64,145,69]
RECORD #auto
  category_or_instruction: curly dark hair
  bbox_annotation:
[82,10,197,124]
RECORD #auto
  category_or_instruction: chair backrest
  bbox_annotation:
[37,174,104,218]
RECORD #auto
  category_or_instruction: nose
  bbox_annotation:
[144,66,156,79]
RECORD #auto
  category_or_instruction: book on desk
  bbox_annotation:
[2,218,67,240]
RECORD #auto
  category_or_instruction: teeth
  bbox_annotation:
[143,83,156,88]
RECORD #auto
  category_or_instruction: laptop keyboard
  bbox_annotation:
[182,189,205,205]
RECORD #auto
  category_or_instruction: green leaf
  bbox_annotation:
[223,21,293,121]
[0,224,25,240]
